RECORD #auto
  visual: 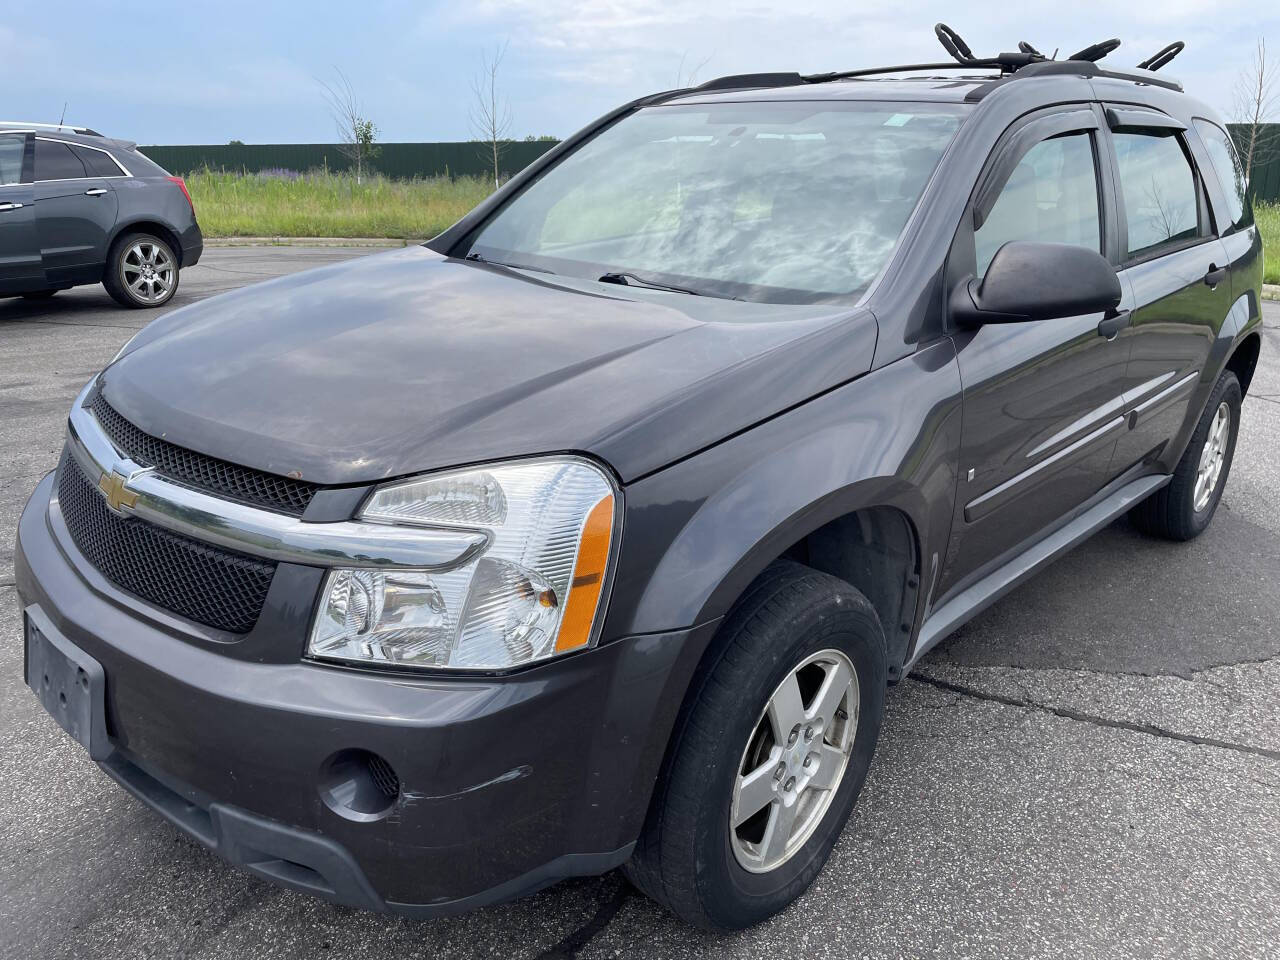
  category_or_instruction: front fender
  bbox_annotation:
[602,338,963,647]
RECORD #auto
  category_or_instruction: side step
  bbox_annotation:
[909,474,1169,667]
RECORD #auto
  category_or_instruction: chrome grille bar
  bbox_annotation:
[65,379,489,570]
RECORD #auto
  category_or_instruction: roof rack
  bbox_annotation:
[0,120,102,135]
[1136,42,1184,71]
[688,23,1184,98]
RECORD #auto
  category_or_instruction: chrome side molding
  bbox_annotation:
[912,472,1170,667]
[64,380,489,570]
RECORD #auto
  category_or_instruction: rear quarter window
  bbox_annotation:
[72,145,125,178]
[1192,119,1250,231]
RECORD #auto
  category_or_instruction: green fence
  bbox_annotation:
[141,126,1280,201]
[1230,124,1280,205]
[139,141,559,180]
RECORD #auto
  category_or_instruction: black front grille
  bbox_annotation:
[58,455,276,634]
[91,393,318,516]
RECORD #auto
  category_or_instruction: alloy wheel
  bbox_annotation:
[729,648,858,873]
[120,241,175,304]
[1193,401,1231,512]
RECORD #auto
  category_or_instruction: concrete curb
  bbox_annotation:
[204,237,417,248]
[1263,284,1279,302]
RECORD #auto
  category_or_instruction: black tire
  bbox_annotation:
[1130,370,1241,541]
[625,559,888,930]
[21,289,58,300]
[102,232,179,309]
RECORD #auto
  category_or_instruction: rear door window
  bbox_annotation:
[1112,131,1200,258]
[974,132,1102,276]
[1192,119,1249,231]
[0,134,25,185]
[34,139,88,181]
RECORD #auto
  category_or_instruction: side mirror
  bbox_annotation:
[951,241,1122,325]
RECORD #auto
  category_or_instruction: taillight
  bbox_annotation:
[166,175,194,214]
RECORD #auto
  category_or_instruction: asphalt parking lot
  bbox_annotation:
[2,247,1278,959]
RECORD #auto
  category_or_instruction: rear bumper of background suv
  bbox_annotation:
[15,471,712,914]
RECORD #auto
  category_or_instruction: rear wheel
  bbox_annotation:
[103,232,179,308]
[625,560,887,930]
[1130,370,1241,541]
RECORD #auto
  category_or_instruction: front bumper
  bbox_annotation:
[15,471,713,914]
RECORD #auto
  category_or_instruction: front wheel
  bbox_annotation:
[103,232,179,308]
[1130,369,1241,540]
[625,560,887,930]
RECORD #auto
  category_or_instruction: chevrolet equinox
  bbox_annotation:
[15,31,1264,930]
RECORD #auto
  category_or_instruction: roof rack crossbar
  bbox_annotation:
[688,24,1185,104]
[1137,41,1184,71]
[1066,39,1122,63]
[801,62,1004,83]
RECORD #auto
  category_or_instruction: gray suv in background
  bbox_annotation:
[0,122,202,308]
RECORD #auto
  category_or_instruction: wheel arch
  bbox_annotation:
[692,491,925,674]
[107,219,186,268]
[1225,330,1261,397]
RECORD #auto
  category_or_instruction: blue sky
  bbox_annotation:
[4,1,1276,145]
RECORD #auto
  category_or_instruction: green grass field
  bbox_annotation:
[186,170,493,240]
[188,170,1279,285]
[1256,201,1279,285]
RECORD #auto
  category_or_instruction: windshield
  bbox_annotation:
[468,100,966,304]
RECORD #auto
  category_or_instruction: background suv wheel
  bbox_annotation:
[625,559,887,929]
[1130,369,1242,541]
[103,232,179,308]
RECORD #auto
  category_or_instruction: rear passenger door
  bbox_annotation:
[1101,109,1232,475]
[0,132,40,292]
[32,137,119,284]
[940,106,1132,595]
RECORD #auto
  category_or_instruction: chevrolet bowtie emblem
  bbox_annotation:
[98,470,139,513]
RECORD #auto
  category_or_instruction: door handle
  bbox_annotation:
[0,201,24,211]
[84,188,108,197]
[1203,263,1227,288]
[1097,310,1131,341]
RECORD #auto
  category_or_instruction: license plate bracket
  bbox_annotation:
[24,608,111,761]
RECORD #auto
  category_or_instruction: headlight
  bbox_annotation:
[307,457,618,671]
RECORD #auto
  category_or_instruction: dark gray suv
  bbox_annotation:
[12,32,1265,931]
[0,122,202,308]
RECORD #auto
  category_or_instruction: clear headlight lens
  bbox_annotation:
[307,458,617,671]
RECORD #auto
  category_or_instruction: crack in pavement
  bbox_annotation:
[534,879,633,959]
[912,673,1280,763]
[0,316,144,332]
[926,650,1280,683]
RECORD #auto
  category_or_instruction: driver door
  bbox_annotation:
[938,106,1133,597]
[0,132,39,293]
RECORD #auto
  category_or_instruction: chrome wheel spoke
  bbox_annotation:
[807,659,853,729]
[760,798,800,864]
[766,672,805,741]
[806,742,847,793]
[733,759,779,828]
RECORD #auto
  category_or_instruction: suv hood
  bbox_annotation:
[102,246,877,485]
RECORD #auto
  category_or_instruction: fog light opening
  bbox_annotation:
[318,749,401,822]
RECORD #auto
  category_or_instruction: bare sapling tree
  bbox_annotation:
[319,69,380,184]
[675,52,713,88]
[471,42,513,190]
[1232,38,1278,187]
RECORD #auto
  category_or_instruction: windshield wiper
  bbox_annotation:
[598,272,702,296]
[464,252,556,275]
